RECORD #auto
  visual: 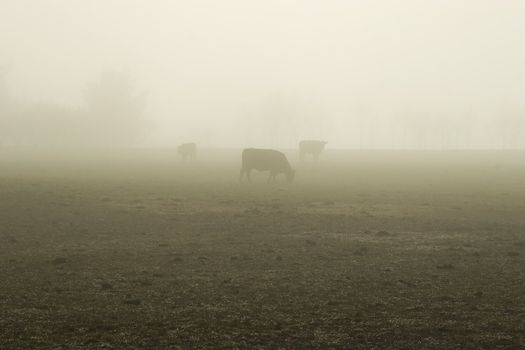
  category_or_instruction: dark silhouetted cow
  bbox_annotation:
[299,140,327,161]
[239,148,295,183]
[178,142,196,161]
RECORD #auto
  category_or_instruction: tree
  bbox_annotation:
[260,93,294,147]
[495,110,525,149]
[0,65,8,106]
[0,65,13,146]
[83,70,147,146]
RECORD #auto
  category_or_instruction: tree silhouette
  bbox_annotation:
[83,70,147,146]
[260,93,293,147]
[0,65,13,146]
[0,64,11,109]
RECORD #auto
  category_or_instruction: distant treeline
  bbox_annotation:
[0,69,147,148]
[2,66,525,149]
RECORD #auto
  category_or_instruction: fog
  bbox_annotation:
[4,3,525,347]
[2,0,525,149]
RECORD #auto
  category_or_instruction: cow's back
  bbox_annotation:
[179,142,196,154]
[242,148,289,171]
[299,140,325,153]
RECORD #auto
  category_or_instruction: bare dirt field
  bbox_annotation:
[1,149,524,349]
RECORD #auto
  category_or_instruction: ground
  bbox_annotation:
[1,149,524,349]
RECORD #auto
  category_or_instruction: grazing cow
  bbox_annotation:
[299,140,327,161]
[178,142,196,161]
[239,148,295,183]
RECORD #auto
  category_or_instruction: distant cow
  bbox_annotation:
[178,143,196,161]
[299,140,327,161]
[239,148,296,183]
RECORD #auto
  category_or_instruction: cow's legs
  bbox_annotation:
[239,168,244,182]
[239,168,251,182]
[268,172,277,184]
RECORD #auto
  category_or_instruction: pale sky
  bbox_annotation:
[2,1,525,148]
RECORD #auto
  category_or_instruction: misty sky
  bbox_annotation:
[2,1,525,148]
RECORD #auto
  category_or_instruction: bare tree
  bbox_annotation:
[260,93,294,147]
[83,70,148,146]
[0,65,13,146]
[0,67,7,104]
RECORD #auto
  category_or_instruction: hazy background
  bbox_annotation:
[1,0,525,149]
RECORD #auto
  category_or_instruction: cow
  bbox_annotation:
[299,140,327,161]
[239,148,296,184]
[178,142,196,161]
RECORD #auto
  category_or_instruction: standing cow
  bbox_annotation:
[178,142,196,161]
[239,148,296,183]
[299,140,327,161]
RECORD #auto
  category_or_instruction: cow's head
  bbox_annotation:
[286,169,296,183]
